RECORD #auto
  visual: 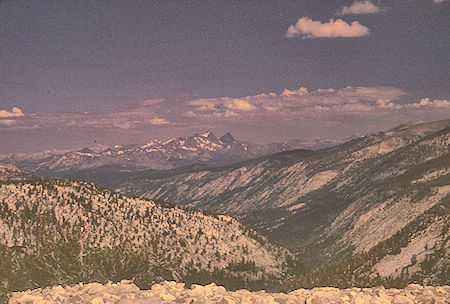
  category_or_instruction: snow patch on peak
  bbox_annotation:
[140,141,156,149]
[200,131,213,138]
[163,138,176,145]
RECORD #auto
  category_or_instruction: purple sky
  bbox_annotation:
[1,0,449,154]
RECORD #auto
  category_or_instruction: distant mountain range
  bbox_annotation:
[1,131,296,177]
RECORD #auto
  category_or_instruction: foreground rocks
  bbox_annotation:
[10,280,450,304]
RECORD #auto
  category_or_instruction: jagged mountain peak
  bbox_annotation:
[3,131,295,174]
[220,132,235,144]
[198,131,217,140]
[77,147,95,154]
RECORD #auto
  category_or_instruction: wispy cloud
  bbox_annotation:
[0,100,173,131]
[336,1,383,15]
[286,17,370,39]
[172,86,450,145]
[0,119,17,126]
[0,107,24,118]
[3,89,448,133]
[224,99,255,111]
[147,117,170,125]
[408,98,450,108]
[141,99,165,106]
[185,97,257,118]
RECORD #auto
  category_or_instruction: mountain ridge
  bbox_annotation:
[114,120,449,281]
[1,131,294,176]
[0,164,294,296]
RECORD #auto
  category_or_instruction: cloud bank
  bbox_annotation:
[1,88,449,154]
[2,89,449,134]
[337,1,382,15]
[184,86,409,118]
[0,107,24,118]
[181,86,450,134]
[286,17,370,39]
[0,120,17,126]
[0,107,24,126]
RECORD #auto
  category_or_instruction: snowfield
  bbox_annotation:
[10,281,450,304]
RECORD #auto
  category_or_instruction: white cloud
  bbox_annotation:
[183,86,409,120]
[148,117,170,125]
[225,99,255,111]
[112,122,134,129]
[282,87,309,97]
[0,119,17,126]
[286,17,370,39]
[0,107,24,118]
[181,86,449,124]
[183,107,239,119]
[376,99,402,109]
[3,89,448,146]
[337,1,382,15]
[408,98,450,108]
[188,100,218,111]
[224,110,239,117]
[175,86,450,146]
[336,86,406,103]
[433,0,444,4]
[0,102,173,131]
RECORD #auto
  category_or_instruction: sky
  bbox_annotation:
[1,0,449,154]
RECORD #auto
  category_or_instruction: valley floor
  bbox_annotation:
[9,280,449,304]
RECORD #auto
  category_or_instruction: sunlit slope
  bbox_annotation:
[0,166,292,293]
[118,120,449,271]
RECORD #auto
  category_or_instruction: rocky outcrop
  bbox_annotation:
[10,281,450,304]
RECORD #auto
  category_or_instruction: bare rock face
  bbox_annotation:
[10,281,450,304]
